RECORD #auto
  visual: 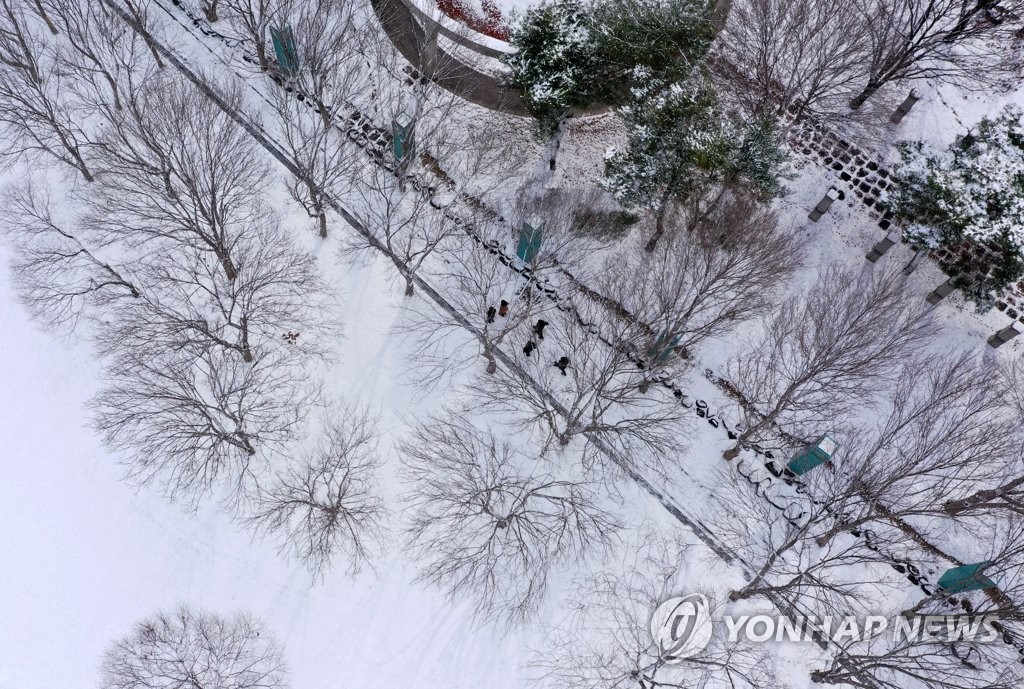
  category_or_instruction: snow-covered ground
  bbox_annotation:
[0,235,534,689]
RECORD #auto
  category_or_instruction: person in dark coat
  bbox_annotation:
[498,300,509,317]
[533,319,548,340]
[523,341,536,357]
[486,305,496,323]
[554,356,570,375]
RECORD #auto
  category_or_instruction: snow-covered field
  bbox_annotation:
[3,1,1024,689]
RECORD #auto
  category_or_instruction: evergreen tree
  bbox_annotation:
[504,1,598,137]
[603,68,788,251]
[886,106,1024,307]
[504,0,713,136]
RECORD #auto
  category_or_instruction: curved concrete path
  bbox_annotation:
[370,0,531,115]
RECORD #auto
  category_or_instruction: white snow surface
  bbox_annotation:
[0,236,530,689]
[3,2,1024,689]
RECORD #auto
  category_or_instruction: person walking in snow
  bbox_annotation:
[523,341,536,357]
[554,356,570,375]
[498,300,509,317]
[486,305,496,323]
[533,319,548,340]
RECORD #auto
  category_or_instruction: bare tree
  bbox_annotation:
[399,414,620,625]
[2,179,140,331]
[338,34,520,296]
[597,195,803,374]
[811,352,1015,545]
[399,187,602,390]
[944,357,1024,518]
[91,220,337,366]
[532,535,776,689]
[101,605,288,689]
[902,517,1024,620]
[245,406,387,579]
[468,295,690,480]
[43,0,154,113]
[715,0,870,121]
[272,88,357,238]
[88,74,268,282]
[506,185,610,279]
[724,263,935,459]
[342,162,464,297]
[848,0,1022,108]
[810,623,1021,689]
[401,220,555,388]
[0,0,95,180]
[286,0,372,128]
[712,474,900,617]
[90,344,320,505]
[223,0,284,71]
[117,0,166,69]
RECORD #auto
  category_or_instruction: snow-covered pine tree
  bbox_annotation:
[591,0,714,94]
[603,68,788,251]
[504,0,597,137]
[504,0,714,137]
[886,106,1024,307]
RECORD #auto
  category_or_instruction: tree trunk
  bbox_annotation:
[33,0,58,34]
[218,252,239,282]
[944,474,1024,515]
[103,73,123,111]
[256,38,269,71]
[318,210,328,239]
[644,188,675,252]
[318,99,333,129]
[71,148,94,183]
[404,276,415,296]
[723,422,759,460]
[944,0,996,43]
[204,0,220,22]
[849,80,882,109]
[142,32,165,69]
[240,316,254,363]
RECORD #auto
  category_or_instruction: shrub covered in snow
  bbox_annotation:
[886,106,1024,306]
[504,0,713,136]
